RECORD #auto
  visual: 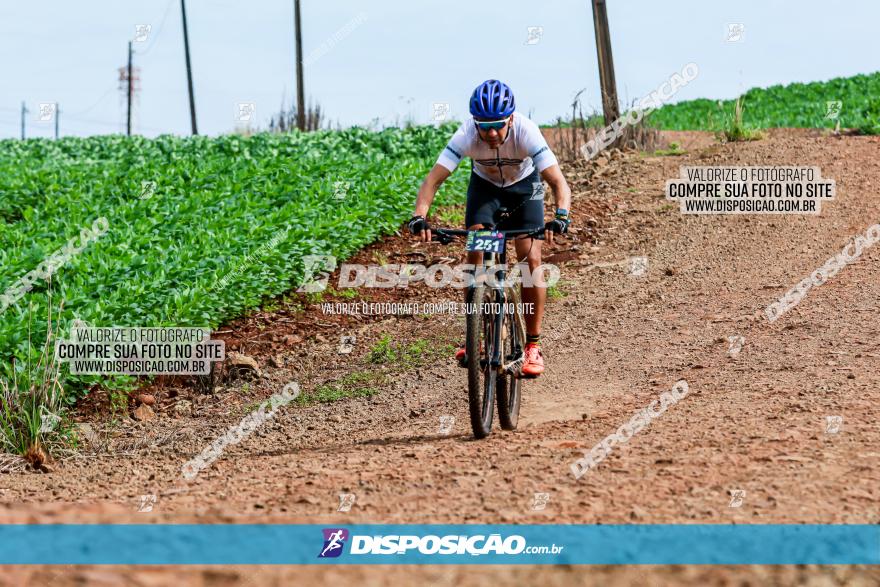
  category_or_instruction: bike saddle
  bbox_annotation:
[492,207,511,228]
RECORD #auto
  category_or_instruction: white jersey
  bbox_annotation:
[436,115,558,188]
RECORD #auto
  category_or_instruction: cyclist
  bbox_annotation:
[409,79,572,377]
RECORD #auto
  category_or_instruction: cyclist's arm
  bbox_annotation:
[540,164,572,214]
[415,122,467,218]
[540,164,572,243]
[414,164,451,217]
[521,116,570,213]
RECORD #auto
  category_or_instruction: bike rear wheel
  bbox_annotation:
[466,283,497,438]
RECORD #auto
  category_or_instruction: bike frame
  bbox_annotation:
[481,248,506,370]
[436,225,542,373]
[478,246,530,374]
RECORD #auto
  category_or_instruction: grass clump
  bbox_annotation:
[719,97,763,142]
[297,371,383,405]
[368,334,453,367]
[0,299,70,466]
[653,141,687,156]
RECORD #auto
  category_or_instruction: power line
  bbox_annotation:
[134,0,176,58]
[64,87,116,117]
[63,114,165,133]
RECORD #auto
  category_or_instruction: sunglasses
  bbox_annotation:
[474,117,510,131]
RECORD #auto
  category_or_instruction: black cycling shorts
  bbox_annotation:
[464,168,545,230]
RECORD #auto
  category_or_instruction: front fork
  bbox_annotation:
[481,252,509,371]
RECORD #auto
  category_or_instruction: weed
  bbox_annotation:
[654,142,687,156]
[367,335,450,368]
[0,298,67,464]
[297,371,383,405]
[108,389,129,420]
[547,282,566,300]
[719,97,763,142]
[325,285,358,299]
[368,335,395,364]
[305,291,325,304]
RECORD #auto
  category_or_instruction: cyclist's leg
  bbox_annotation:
[504,169,546,375]
[513,236,544,337]
[504,169,546,339]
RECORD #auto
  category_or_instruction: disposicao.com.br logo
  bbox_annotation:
[318,528,349,558]
[318,528,563,558]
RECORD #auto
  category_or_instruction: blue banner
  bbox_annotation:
[0,524,877,565]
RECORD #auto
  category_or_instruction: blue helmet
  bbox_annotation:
[469,79,515,119]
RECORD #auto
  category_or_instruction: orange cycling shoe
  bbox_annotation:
[521,343,544,377]
[454,345,467,367]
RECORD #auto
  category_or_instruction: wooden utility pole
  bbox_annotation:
[591,0,620,125]
[127,42,133,136]
[55,102,60,139]
[181,0,198,135]
[293,0,306,131]
[20,101,27,139]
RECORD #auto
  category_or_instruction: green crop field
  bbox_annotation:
[543,72,880,135]
[0,125,467,396]
[647,72,880,134]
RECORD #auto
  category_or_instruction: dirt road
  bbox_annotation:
[2,129,879,586]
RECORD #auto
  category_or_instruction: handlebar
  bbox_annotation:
[429,225,546,245]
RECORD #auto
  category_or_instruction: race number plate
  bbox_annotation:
[466,230,505,253]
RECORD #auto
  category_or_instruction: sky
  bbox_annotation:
[0,0,877,138]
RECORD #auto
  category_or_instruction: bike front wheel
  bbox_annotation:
[466,283,497,438]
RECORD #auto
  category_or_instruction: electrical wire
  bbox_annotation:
[64,87,116,117]
[134,0,176,58]
[63,114,167,134]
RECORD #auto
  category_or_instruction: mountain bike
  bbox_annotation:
[431,219,545,439]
